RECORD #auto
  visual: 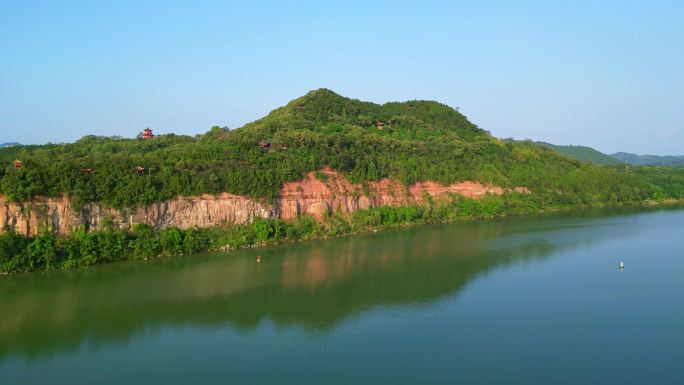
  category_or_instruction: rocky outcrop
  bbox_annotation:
[0,169,527,236]
[278,169,520,220]
[0,194,274,236]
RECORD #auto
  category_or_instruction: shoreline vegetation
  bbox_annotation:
[1,194,682,274]
[2,89,684,274]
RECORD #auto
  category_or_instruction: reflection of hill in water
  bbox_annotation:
[0,207,677,361]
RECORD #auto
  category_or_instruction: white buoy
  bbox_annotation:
[619,261,624,269]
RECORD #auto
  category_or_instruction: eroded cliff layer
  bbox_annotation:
[0,170,524,236]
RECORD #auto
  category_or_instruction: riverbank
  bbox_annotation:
[1,192,682,274]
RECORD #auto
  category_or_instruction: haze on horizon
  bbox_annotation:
[1,1,682,155]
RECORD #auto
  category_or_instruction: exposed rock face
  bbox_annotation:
[0,170,527,236]
[0,194,274,236]
[278,169,516,220]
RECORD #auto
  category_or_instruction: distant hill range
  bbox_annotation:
[610,152,684,166]
[0,142,21,148]
[536,142,623,165]
[537,142,684,167]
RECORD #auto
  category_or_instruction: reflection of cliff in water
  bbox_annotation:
[0,207,673,362]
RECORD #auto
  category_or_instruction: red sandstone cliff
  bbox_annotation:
[0,169,527,236]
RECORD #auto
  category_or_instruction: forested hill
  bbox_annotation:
[1,89,683,209]
[536,142,623,166]
[239,89,488,141]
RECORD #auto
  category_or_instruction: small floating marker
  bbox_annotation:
[619,261,624,269]
[257,255,261,263]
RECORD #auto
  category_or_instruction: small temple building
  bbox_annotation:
[258,139,270,149]
[135,166,145,176]
[13,159,22,169]
[376,121,385,130]
[141,127,154,139]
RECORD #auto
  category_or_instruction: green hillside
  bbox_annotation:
[1,89,680,209]
[536,142,623,165]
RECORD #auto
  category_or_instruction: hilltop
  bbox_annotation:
[238,88,488,140]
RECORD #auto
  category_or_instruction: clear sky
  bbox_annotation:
[1,0,682,155]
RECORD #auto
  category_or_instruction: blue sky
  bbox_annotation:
[1,0,682,154]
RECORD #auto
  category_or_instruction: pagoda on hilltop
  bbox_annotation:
[141,127,154,139]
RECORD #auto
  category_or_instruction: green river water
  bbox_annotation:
[1,207,683,384]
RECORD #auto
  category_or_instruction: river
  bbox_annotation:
[1,207,683,384]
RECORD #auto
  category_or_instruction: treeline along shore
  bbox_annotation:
[1,89,683,273]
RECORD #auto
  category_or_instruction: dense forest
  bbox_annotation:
[2,89,683,208]
[1,89,684,273]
